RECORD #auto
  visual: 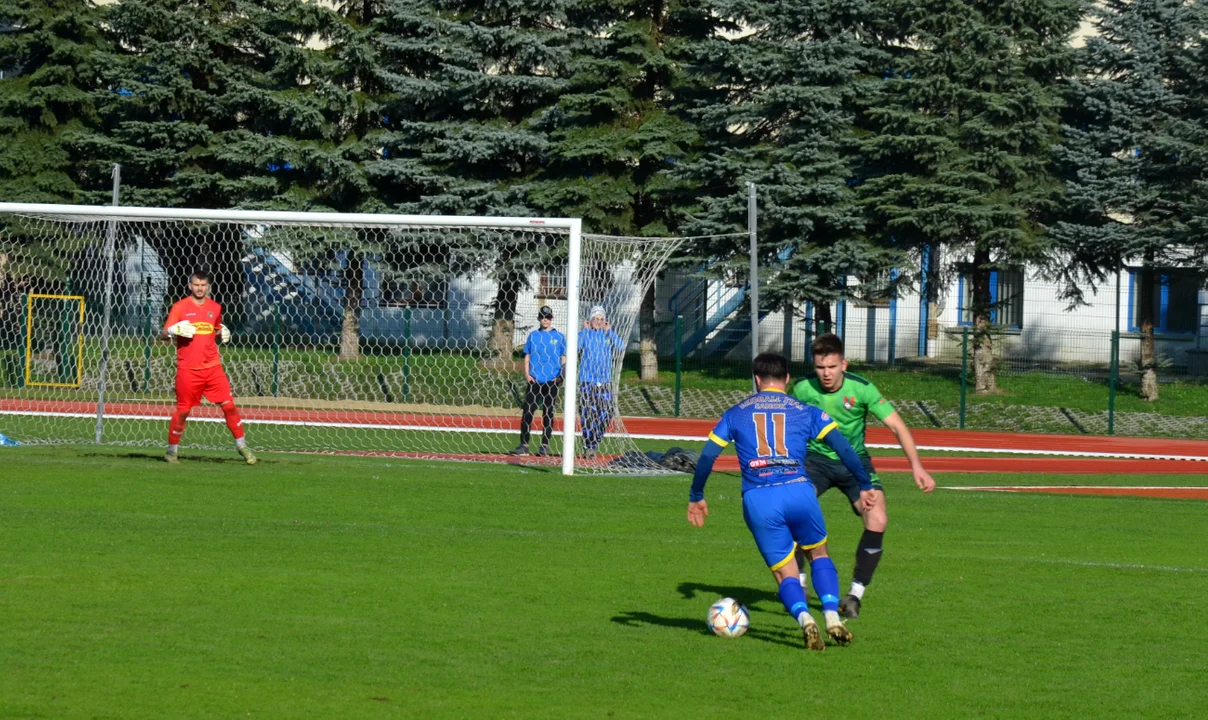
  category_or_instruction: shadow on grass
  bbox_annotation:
[79,451,261,465]
[677,580,828,613]
[609,611,804,649]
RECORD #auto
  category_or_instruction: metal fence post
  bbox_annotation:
[674,314,683,418]
[271,301,281,397]
[94,164,120,444]
[959,327,969,430]
[141,276,152,393]
[403,306,412,402]
[747,182,758,393]
[1108,330,1119,435]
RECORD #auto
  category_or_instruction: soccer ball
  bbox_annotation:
[707,597,749,638]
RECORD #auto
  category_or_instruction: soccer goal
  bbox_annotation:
[0,203,688,475]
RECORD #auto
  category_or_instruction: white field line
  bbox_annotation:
[5,409,1208,461]
[944,485,1208,491]
[930,553,1208,574]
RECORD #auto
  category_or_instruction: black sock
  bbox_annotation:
[852,530,884,588]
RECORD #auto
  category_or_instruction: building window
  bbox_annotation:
[1128,268,1200,334]
[856,270,896,308]
[539,267,568,300]
[958,269,1024,328]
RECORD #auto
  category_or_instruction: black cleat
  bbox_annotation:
[840,594,862,619]
[535,445,550,457]
[507,443,529,456]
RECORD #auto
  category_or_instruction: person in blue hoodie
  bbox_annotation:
[577,305,625,458]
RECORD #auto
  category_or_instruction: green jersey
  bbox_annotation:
[791,373,895,459]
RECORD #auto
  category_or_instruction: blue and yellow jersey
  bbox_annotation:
[707,389,839,495]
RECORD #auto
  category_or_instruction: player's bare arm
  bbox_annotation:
[882,411,936,493]
[686,438,725,528]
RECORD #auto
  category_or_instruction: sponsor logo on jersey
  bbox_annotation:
[192,322,216,335]
[820,412,830,421]
[843,395,856,410]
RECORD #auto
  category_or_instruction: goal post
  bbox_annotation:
[561,218,582,476]
[0,202,686,475]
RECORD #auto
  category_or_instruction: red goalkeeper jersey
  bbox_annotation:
[164,297,223,370]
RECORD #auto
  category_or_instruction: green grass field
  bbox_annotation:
[2,447,1206,718]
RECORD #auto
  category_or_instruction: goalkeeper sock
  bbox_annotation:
[235,437,247,450]
[167,444,179,455]
[809,557,842,614]
[853,529,884,588]
[169,409,189,445]
[777,576,809,622]
[220,401,245,440]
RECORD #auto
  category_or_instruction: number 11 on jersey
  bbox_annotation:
[752,412,787,457]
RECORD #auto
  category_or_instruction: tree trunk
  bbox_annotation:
[639,282,658,381]
[970,249,997,394]
[816,301,833,334]
[489,273,520,368]
[1137,262,1159,401]
[339,251,363,362]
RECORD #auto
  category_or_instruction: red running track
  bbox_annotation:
[711,455,1208,475]
[5,398,1208,474]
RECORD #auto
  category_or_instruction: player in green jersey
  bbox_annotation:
[792,333,935,618]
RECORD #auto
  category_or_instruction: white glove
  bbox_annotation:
[168,320,197,338]
[219,325,231,344]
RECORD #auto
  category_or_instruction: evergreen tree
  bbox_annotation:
[677,0,891,329]
[75,0,372,354]
[78,0,355,210]
[858,0,1079,393]
[0,0,107,203]
[0,1,109,366]
[528,0,702,378]
[1049,0,1208,401]
[371,0,574,361]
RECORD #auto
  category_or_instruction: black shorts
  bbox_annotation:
[805,453,884,515]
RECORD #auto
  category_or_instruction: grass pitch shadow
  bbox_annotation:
[609,611,804,649]
[80,451,264,465]
[677,581,828,613]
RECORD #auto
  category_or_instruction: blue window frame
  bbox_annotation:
[1127,268,1199,334]
[958,269,1024,328]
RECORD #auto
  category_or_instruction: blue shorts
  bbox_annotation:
[742,480,829,571]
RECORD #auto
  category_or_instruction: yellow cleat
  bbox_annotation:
[164,451,179,464]
[239,447,257,465]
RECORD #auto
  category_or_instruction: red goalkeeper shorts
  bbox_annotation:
[175,365,234,409]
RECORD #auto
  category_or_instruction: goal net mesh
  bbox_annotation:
[0,208,691,474]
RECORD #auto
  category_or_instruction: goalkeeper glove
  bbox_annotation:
[168,320,197,339]
[219,325,231,344]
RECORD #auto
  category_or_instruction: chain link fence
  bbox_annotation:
[629,276,1208,439]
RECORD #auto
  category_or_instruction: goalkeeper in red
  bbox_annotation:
[161,271,256,465]
[792,333,933,618]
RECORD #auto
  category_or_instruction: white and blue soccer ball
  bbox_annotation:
[707,597,749,638]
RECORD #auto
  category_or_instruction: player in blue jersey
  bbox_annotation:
[508,305,567,457]
[687,353,878,650]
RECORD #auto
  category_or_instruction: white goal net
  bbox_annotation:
[0,203,688,474]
